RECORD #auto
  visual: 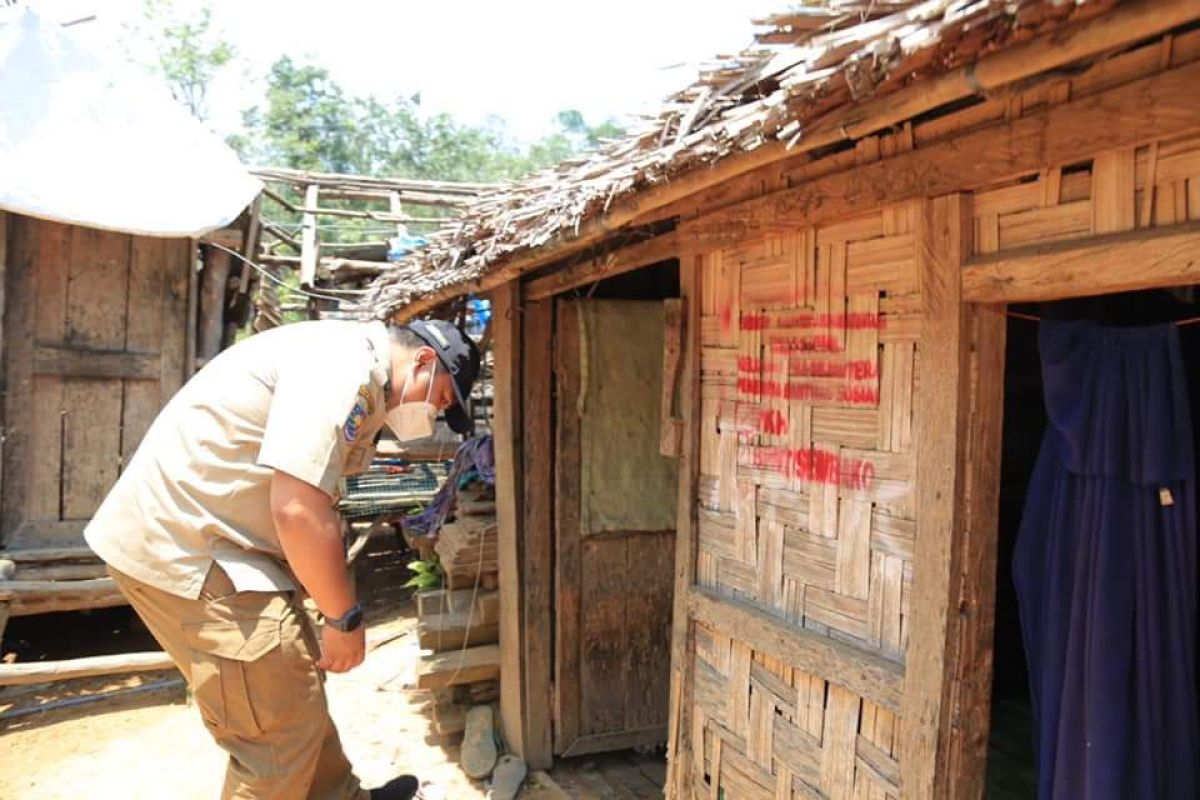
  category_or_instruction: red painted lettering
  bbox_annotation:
[749,446,876,490]
[759,409,788,436]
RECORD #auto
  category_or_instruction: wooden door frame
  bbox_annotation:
[911,215,1200,798]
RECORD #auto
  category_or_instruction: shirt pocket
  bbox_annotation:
[182,614,282,737]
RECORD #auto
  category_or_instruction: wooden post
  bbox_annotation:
[300,184,320,289]
[389,191,408,240]
[665,251,701,799]
[0,211,7,553]
[490,283,527,758]
[198,245,232,362]
[659,297,684,457]
[185,240,199,377]
[521,298,554,770]
[902,194,972,798]
[943,303,1007,798]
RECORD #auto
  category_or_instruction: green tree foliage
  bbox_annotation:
[137,0,234,122]
[231,55,622,183]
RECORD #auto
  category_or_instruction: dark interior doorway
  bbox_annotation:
[986,287,1200,798]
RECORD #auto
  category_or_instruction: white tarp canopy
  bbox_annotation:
[0,7,261,238]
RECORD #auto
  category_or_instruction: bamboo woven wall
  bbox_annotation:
[972,132,1200,255]
[691,201,918,799]
[670,25,1200,796]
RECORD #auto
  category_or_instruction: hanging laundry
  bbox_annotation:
[1013,320,1199,800]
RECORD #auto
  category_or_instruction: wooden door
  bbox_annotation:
[2,217,191,551]
[553,298,679,757]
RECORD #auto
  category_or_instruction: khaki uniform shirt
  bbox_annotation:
[84,320,392,599]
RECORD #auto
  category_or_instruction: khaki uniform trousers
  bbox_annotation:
[109,565,368,800]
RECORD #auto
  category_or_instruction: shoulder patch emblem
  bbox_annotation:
[343,387,375,442]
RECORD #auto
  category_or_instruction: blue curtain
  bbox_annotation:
[1013,320,1198,799]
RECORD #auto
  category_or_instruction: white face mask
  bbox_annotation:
[386,360,439,442]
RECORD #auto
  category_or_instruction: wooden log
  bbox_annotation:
[0,651,177,686]
[0,560,14,580]
[417,644,501,689]
[0,577,127,616]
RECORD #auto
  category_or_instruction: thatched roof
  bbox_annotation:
[364,0,1142,319]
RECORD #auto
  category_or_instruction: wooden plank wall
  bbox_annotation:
[2,216,190,550]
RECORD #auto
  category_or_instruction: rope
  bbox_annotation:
[206,242,375,303]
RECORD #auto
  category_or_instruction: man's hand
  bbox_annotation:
[318,625,366,673]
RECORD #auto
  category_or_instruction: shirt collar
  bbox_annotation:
[365,321,393,402]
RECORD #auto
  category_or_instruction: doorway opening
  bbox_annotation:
[986,287,1200,798]
[545,258,679,786]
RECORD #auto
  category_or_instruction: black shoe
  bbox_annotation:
[369,775,419,800]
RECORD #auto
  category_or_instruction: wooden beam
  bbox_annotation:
[943,303,1007,799]
[299,184,320,289]
[489,282,526,759]
[523,232,681,301]
[902,194,971,798]
[33,344,160,381]
[521,299,554,770]
[0,651,176,687]
[0,545,96,562]
[416,644,502,689]
[799,0,1200,151]
[962,220,1200,302]
[687,587,904,713]
[666,252,702,800]
[417,612,499,651]
[249,165,494,195]
[695,60,1200,244]
[393,6,1200,322]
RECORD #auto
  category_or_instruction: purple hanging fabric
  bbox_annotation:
[402,434,494,539]
[1013,320,1198,799]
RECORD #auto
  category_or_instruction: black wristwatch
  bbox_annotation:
[323,603,364,633]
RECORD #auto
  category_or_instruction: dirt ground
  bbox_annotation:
[0,539,492,800]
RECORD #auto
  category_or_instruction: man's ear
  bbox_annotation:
[415,345,438,367]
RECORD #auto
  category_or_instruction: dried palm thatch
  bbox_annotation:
[363,0,1156,318]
